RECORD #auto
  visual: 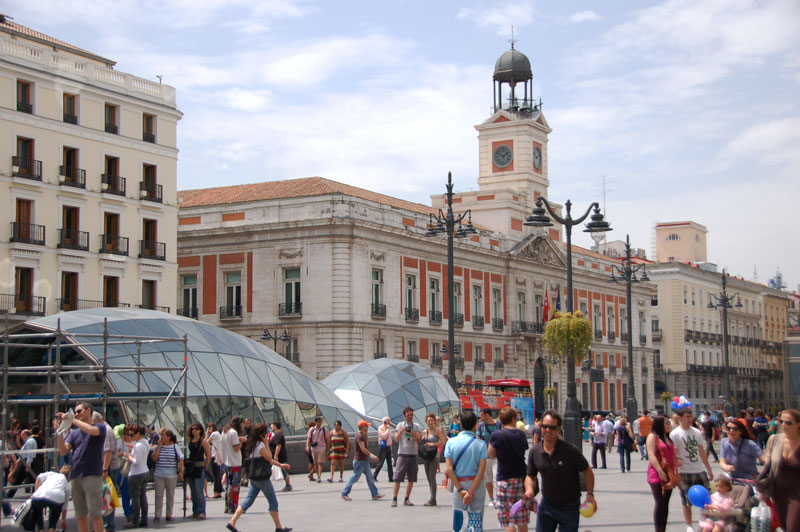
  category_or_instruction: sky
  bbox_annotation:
[7,0,800,290]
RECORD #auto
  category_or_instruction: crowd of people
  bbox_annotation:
[4,404,800,532]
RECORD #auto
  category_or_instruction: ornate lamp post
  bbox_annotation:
[524,197,611,448]
[708,270,742,415]
[261,329,291,352]
[425,172,476,392]
[609,234,649,419]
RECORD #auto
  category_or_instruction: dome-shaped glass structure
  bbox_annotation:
[322,358,460,427]
[10,308,363,435]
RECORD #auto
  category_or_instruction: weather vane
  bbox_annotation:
[509,26,516,49]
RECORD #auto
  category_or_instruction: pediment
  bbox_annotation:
[510,234,566,267]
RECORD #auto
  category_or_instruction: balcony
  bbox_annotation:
[10,222,45,245]
[652,329,663,342]
[139,240,166,261]
[702,332,710,343]
[639,334,647,345]
[494,359,505,370]
[608,331,616,342]
[219,305,242,319]
[140,181,163,203]
[472,315,485,329]
[405,307,419,322]
[177,307,198,319]
[455,357,465,369]
[17,101,33,114]
[285,352,300,364]
[620,332,628,344]
[58,166,86,188]
[12,156,42,180]
[642,366,649,374]
[581,360,591,371]
[371,303,386,318]
[594,329,602,340]
[57,229,89,251]
[0,293,46,315]
[57,298,129,311]
[685,330,693,341]
[429,310,442,325]
[430,355,442,367]
[105,123,118,134]
[101,174,127,196]
[492,318,504,331]
[407,354,419,363]
[474,358,485,369]
[452,313,464,327]
[373,352,388,359]
[137,304,170,313]
[512,320,544,335]
[609,364,617,373]
[63,112,78,124]
[279,302,302,317]
[100,234,129,256]
[143,132,156,143]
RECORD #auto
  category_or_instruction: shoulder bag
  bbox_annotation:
[418,429,438,461]
[756,433,784,497]
[245,445,272,481]
[447,434,477,492]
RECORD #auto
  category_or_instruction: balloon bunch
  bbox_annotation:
[670,394,693,411]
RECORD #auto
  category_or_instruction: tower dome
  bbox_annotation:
[493,48,532,83]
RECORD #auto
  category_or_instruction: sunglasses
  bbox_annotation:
[778,419,794,426]
[74,409,84,415]
[726,426,739,431]
[541,424,560,431]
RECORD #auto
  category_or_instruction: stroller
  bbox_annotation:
[699,478,757,532]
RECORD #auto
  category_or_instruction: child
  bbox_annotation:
[699,476,735,532]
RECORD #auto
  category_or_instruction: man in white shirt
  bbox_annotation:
[670,408,714,532]
[221,417,244,514]
[590,415,609,469]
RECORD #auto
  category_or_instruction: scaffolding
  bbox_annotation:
[1,314,189,526]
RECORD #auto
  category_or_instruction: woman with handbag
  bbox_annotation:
[326,420,349,483]
[761,409,800,531]
[124,425,149,528]
[151,428,184,523]
[646,416,678,532]
[420,412,446,507]
[615,417,635,473]
[226,423,291,532]
[30,465,70,532]
[186,423,210,519]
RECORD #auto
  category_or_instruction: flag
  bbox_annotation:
[543,287,550,323]
[552,289,561,320]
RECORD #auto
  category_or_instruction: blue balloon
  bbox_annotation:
[687,484,710,508]
[671,401,679,410]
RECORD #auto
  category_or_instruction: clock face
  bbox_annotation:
[493,145,513,168]
[533,146,542,169]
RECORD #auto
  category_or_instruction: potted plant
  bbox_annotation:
[542,311,593,364]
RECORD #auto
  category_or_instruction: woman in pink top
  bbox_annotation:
[646,416,678,532]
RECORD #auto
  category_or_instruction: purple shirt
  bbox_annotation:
[65,422,106,478]
[720,437,762,479]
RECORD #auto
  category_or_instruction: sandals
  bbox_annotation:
[226,524,238,532]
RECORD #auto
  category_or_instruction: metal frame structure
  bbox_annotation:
[1,314,189,524]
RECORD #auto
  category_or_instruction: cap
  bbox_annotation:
[382,416,391,423]
[357,420,371,428]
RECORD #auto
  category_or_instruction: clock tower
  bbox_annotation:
[475,44,551,208]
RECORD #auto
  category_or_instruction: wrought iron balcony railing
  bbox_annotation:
[405,307,419,322]
[12,156,42,180]
[139,240,166,261]
[100,234,129,256]
[652,329,663,342]
[279,302,302,316]
[640,334,647,345]
[494,358,505,369]
[474,358,485,369]
[285,352,300,364]
[63,112,78,124]
[101,174,126,195]
[143,132,156,143]
[59,166,86,188]
[11,222,45,245]
[512,321,544,335]
[472,315,484,329]
[455,357,464,369]
[492,318,504,331]
[0,293,45,315]
[620,332,628,343]
[371,303,386,318]
[373,352,387,359]
[17,101,33,114]
[57,228,89,251]
[139,181,163,202]
[105,123,118,134]
[220,305,242,319]
[177,307,198,319]
[594,329,602,340]
[452,313,464,327]
[406,354,419,363]
[430,355,443,367]
[136,304,170,312]
[429,310,442,325]
[608,331,616,342]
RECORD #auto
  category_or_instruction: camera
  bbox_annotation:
[406,425,412,432]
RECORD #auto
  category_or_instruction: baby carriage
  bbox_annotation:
[699,478,757,532]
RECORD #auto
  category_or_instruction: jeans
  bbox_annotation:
[188,470,206,516]
[638,436,649,459]
[591,442,606,468]
[373,446,393,481]
[103,468,120,531]
[119,473,131,517]
[2,471,12,516]
[153,475,177,519]
[239,478,278,513]
[341,460,378,498]
[535,497,580,532]
[32,498,63,531]
[128,473,148,526]
[422,457,438,503]
[209,461,223,495]
[618,446,631,472]
[705,437,719,461]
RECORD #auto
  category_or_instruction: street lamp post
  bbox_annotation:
[261,329,291,352]
[544,354,559,408]
[609,234,649,419]
[708,270,742,415]
[425,172,476,392]
[524,197,611,449]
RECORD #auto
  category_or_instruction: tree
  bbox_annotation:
[542,311,593,363]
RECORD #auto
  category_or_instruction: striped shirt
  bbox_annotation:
[154,443,183,477]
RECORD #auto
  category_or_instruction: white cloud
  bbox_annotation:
[457,1,534,35]
[568,10,600,23]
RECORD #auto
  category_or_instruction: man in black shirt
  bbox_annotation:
[269,421,292,492]
[489,407,530,532]
[525,410,596,532]
[700,412,719,462]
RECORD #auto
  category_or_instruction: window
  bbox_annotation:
[17,80,33,113]
[142,113,156,143]
[141,164,161,202]
[579,301,587,316]
[492,288,502,320]
[517,292,526,320]
[691,289,695,306]
[375,336,385,357]
[667,233,680,241]
[452,282,462,316]
[101,212,126,255]
[407,340,417,362]
[103,276,119,307]
[429,278,440,314]
[535,294,543,323]
[60,206,81,249]
[181,275,197,318]
[142,280,157,310]
[60,147,83,186]
[225,271,242,316]
[405,274,417,311]
[606,307,615,334]
[652,318,660,332]
[609,383,616,411]
[472,285,483,317]
[63,93,77,123]
[60,271,78,311]
[105,103,119,134]
[683,286,688,304]
[103,156,124,194]
[141,218,160,259]
[283,268,301,314]
[15,267,34,312]
[593,304,602,331]
[14,137,40,180]
[371,269,383,315]
[431,342,440,362]
[475,345,483,363]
